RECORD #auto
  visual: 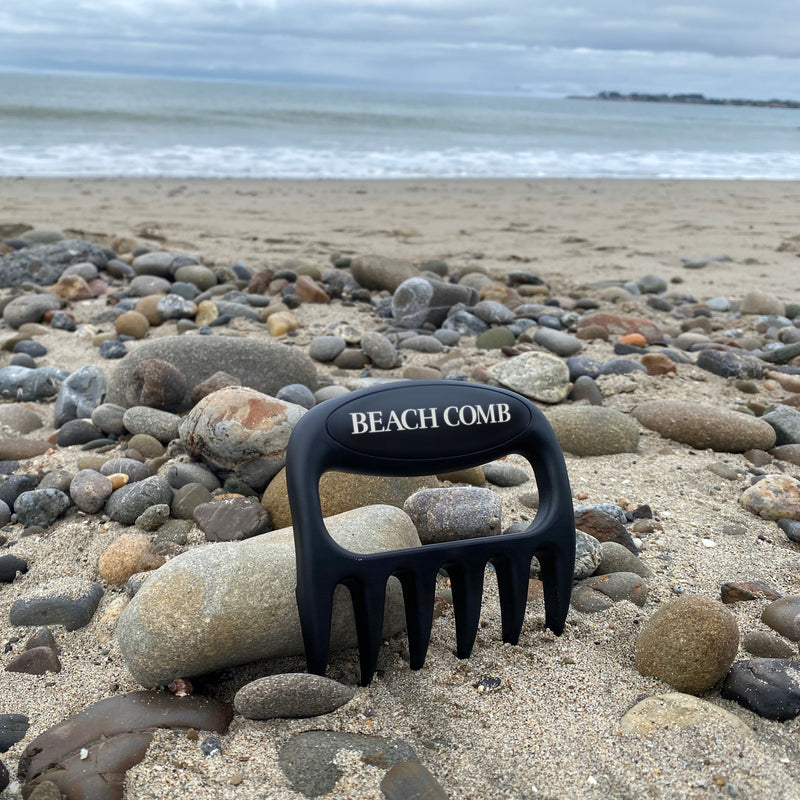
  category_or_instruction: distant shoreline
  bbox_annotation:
[569,91,800,109]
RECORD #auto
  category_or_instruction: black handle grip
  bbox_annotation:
[286,380,575,684]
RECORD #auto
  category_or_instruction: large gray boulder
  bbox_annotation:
[105,336,318,407]
[117,505,421,686]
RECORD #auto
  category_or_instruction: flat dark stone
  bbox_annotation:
[9,581,104,631]
[0,713,28,752]
[5,646,61,675]
[19,691,233,800]
[0,554,27,582]
[721,658,800,721]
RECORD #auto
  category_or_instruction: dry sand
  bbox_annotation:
[1,178,800,800]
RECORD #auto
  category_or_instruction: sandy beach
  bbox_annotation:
[2,177,800,800]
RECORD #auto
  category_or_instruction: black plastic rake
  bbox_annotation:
[286,380,575,685]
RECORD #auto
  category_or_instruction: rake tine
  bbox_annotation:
[296,581,334,677]
[398,569,438,670]
[493,554,532,645]
[348,578,388,686]
[537,543,574,636]
[447,561,486,659]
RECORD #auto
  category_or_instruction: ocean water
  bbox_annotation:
[1,71,800,179]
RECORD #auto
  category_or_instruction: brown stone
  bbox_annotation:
[5,646,61,675]
[721,581,782,604]
[576,324,610,341]
[294,275,329,303]
[128,359,190,412]
[766,370,800,393]
[641,352,677,375]
[0,438,49,460]
[577,312,663,342]
[246,268,274,294]
[49,274,93,300]
[574,508,638,553]
[97,533,165,585]
[115,310,150,340]
[191,370,242,405]
[266,311,299,336]
[262,467,437,529]
[134,295,165,326]
[771,444,800,467]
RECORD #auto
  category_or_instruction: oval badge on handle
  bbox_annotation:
[326,382,532,460]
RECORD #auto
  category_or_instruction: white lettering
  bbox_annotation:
[418,407,439,429]
[384,409,403,432]
[496,403,511,423]
[443,406,458,426]
[351,412,369,434]
[459,405,477,425]
[475,404,496,425]
[367,411,384,433]
[400,409,418,430]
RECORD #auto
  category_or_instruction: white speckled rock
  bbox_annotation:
[179,386,306,490]
[488,351,570,404]
[116,505,420,687]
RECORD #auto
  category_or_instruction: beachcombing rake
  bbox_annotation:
[286,380,575,685]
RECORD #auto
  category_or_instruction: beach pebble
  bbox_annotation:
[193,496,271,541]
[632,400,776,452]
[97,533,166,585]
[127,433,165,458]
[574,508,638,553]
[309,336,346,362]
[191,370,242,404]
[99,340,127,359]
[573,530,602,579]
[403,487,500,544]
[180,387,306,490]
[0,714,29,752]
[0,404,43,434]
[278,730,418,798]
[595,541,652,577]
[762,405,800,445]
[533,327,582,357]
[0,499,10,527]
[0,474,39,508]
[105,336,317,407]
[53,364,108,427]
[100,458,150,483]
[38,469,73,494]
[135,504,171,532]
[599,357,646,376]
[482,461,529,487]
[133,250,197,277]
[391,277,433,327]
[10,578,103,630]
[129,274,172,297]
[13,340,46,358]
[361,330,397,369]
[740,475,800,520]
[777,518,800,542]
[740,290,785,316]
[116,505,419,686]
[69,470,113,514]
[0,238,107,288]
[0,366,62,402]
[171,483,213,519]
[350,254,418,292]
[105,475,173,525]
[262,467,435,529]
[0,437,49,460]
[761,595,800,641]
[3,294,62,328]
[167,463,221,492]
[620,692,750,735]
[475,327,515,349]
[473,299,514,325]
[174,264,216,290]
[128,358,190,412]
[5,646,61,675]
[157,295,197,320]
[14,489,71,528]
[696,349,763,379]
[442,309,488,336]
[381,762,449,800]
[577,572,648,606]
[123,406,181,443]
[721,658,800,721]
[266,310,299,336]
[400,335,444,353]
[720,581,781,604]
[577,312,662,342]
[545,406,639,456]
[276,383,316,409]
[115,310,150,339]
[56,418,101,447]
[0,554,28,582]
[743,630,796,659]
[234,673,355,720]
[635,595,739,694]
[488,351,570,403]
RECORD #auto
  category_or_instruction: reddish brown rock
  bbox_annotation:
[97,534,165,585]
[574,508,638,553]
[294,275,329,303]
[191,370,242,405]
[771,444,800,467]
[128,359,190,412]
[641,353,677,375]
[5,646,61,675]
[576,324,609,341]
[246,268,274,294]
[721,581,782,604]
[577,312,663,342]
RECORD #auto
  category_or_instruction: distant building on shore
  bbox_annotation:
[569,91,800,109]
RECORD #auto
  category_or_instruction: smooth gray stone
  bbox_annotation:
[116,505,420,686]
[482,462,530,487]
[0,714,28,753]
[0,366,62,401]
[276,383,316,409]
[54,365,108,428]
[166,462,221,492]
[403,487,501,544]
[309,336,346,362]
[760,341,800,364]
[122,407,181,443]
[637,274,668,294]
[361,331,397,369]
[157,294,196,319]
[100,458,151,483]
[763,405,800,446]
[399,335,444,353]
[573,503,628,525]
[132,251,197,277]
[10,579,103,631]
[213,301,260,321]
[472,300,514,325]
[129,274,172,296]
[105,336,318,407]
[90,403,126,435]
[441,309,488,336]
[3,294,61,328]
[545,406,639,456]
[234,674,355,720]
[0,239,108,288]
[534,327,583,357]
[104,475,174,525]
[596,541,652,578]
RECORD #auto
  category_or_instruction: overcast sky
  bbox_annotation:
[0,0,798,98]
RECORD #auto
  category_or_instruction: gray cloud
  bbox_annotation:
[0,0,798,97]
